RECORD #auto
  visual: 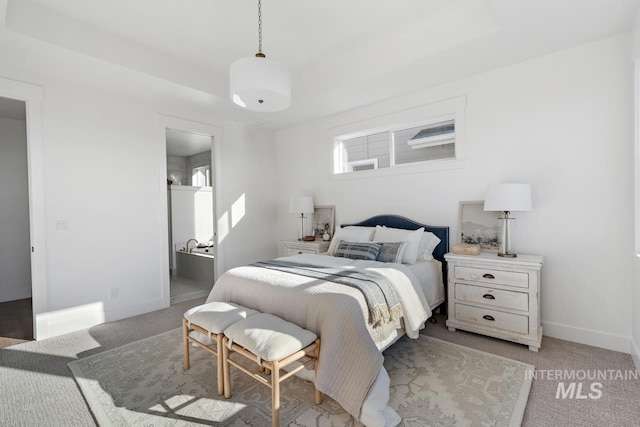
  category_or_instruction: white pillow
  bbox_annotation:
[417,232,441,261]
[373,225,424,264]
[327,226,376,255]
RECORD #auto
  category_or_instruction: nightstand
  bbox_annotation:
[445,252,543,351]
[279,240,330,257]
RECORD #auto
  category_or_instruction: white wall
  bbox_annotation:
[631,9,640,370]
[0,115,31,303]
[275,34,634,353]
[0,65,277,340]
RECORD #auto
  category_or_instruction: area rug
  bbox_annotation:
[68,329,534,426]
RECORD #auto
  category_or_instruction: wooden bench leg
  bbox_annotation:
[314,339,323,404]
[271,360,280,427]
[223,337,231,399]
[216,334,224,396]
[182,318,190,370]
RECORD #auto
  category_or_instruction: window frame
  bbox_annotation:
[331,96,466,178]
[347,158,379,172]
[192,165,211,187]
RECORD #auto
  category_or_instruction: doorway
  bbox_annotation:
[0,96,32,348]
[165,128,217,304]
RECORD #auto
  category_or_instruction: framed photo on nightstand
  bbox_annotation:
[312,205,335,239]
[458,200,501,252]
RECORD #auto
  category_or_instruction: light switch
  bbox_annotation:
[55,220,69,231]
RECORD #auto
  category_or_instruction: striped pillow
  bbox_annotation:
[334,240,382,261]
[376,242,407,263]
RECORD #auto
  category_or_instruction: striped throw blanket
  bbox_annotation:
[253,260,402,327]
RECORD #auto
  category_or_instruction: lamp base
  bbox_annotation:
[498,252,517,258]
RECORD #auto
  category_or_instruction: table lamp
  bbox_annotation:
[483,184,532,257]
[289,196,314,241]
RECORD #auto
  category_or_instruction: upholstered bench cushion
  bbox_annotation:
[224,313,317,362]
[184,302,259,335]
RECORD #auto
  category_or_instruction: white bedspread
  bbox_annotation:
[205,254,432,423]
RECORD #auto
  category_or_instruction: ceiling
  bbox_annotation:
[2,0,638,129]
[166,128,212,158]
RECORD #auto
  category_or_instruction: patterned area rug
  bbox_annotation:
[68,329,533,426]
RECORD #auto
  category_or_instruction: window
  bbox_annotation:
[192,165,211,187]
[335,117,457,174]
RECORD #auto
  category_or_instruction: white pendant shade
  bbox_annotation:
[230,56,291,112]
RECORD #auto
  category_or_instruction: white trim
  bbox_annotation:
[632,337,640,372]
[36,298,164,340]
[635,60,640,253]
[542,320,631,354]
[156,114,224,308]
[333,157,466,181]
[0,77,47,340]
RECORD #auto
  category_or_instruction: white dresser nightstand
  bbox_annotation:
[445,252,544,351]
[279,240,330,257]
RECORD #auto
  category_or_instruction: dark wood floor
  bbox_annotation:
[0,298,33,348]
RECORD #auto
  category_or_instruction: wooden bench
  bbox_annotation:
[222,313,323,427]
[182,301,259,395]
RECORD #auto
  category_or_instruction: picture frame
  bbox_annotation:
[458,200,501,252]
[312,205,335,239]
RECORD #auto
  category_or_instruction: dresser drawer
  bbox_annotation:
[284,247,317,256]
[455,303,529,335]
[454,266,528,288]
[455,283,529,312]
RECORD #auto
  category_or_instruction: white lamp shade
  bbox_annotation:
[289,196,314,214]
[230,56,291,112]
[484,184,532,212]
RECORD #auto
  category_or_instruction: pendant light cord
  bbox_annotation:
[256,0,265,57]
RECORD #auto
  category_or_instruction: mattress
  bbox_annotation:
[406,259,444,310]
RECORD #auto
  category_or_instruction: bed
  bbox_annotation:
[205,215,449,426]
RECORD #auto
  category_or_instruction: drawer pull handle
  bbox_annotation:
[482,294,495,300]
[482,273,495,279]
[482,315,495,321]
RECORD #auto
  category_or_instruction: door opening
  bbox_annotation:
[165,128,217,304]
[0,97,33,348]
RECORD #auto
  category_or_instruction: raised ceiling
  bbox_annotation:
[2,0,638,129]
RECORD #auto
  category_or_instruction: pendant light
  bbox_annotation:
[229,0,291,112]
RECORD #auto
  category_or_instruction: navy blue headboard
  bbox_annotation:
[342,215,449,312]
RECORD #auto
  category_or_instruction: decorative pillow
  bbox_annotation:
[417,232,441,261]
[373,225,425,264]
[334,240,382,261]
[376,242,407,263]
[327,226,376,255]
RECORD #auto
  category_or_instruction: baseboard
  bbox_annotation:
[104,298,165,323]
[632,338,640,372]
[35,298,165,340]
[36,301,106,340]
[0,287,32,304]
[542,320,631,354]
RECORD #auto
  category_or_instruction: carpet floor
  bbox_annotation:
[1,298,639,426]
[67,329,533,426]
